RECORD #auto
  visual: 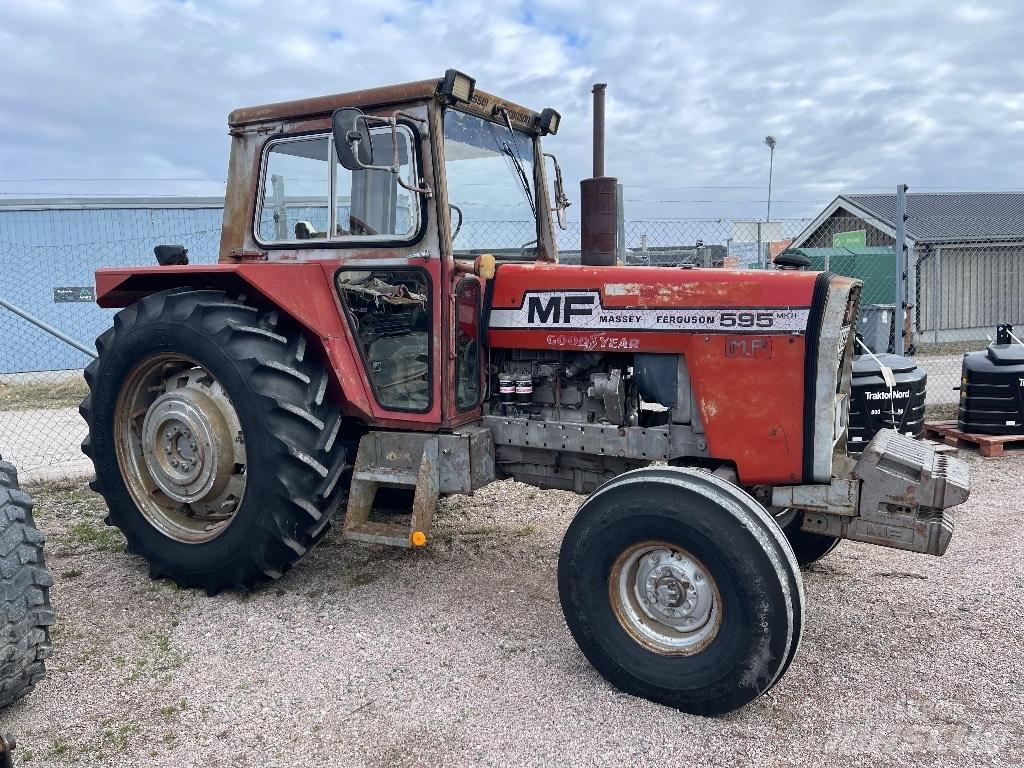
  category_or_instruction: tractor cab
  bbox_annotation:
[209,70,566,429]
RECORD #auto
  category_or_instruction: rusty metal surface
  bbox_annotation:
[770,478,860,516]
[228,80,543,133]
[342,431,442,548]
[229,80,439,127]
[438,425,496,493]
[580,176,619,266]
[410,436,439,544]
[218,130,261,261]
[591,83,606,177]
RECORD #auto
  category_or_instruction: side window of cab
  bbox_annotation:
[256,126,421,245]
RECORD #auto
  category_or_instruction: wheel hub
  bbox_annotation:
[114,355,247,544]
[609,542,721,655]
[141,391,231,503]
[637,551,714,631]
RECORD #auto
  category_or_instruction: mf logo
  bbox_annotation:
[526,293,596,324]
[725,336,772,358]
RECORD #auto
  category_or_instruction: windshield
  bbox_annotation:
[443,109,538,258]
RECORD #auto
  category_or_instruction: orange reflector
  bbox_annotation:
[411,531,427,547]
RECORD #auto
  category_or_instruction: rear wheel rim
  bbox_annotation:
[608,540,722,655]
[114,354,246,544]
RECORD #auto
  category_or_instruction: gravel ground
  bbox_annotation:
[1,451,1022,767]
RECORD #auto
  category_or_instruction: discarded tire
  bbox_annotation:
[0,458,54,708]
[558,467,803,716]
[81,289,349,594]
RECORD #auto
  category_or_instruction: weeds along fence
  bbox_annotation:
[0,205,1018,478]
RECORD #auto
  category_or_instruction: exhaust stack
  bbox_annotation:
[580,83,619,267]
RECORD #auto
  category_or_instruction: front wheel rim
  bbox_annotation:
[609,540,722,655]
[114,354,247,544]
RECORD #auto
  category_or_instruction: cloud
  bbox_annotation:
[0,0,1021,221]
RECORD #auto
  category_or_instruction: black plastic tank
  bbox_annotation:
[958,344,1024,435]
[848,353,927,454]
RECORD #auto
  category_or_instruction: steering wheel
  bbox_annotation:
[450,204,464,242]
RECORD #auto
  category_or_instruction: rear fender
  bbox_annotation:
[95,262,379,420]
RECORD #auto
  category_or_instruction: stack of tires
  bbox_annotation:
[1,457,54,708]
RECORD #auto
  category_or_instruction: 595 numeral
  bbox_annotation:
[720,311,775,328]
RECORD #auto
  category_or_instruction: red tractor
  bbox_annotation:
[81,71,969,716]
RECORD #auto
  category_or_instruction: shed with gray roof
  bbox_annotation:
[791,192,1024,344]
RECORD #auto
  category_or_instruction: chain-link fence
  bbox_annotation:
[1,203,1017,478]
[0,206,220,480]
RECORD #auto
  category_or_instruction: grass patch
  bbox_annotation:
[0,376,88,411]
[915,340,988,356]
[158,699,187,719]
[98,723,140,755]
[67,520,125,552]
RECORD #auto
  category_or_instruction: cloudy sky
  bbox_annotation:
[1,0,1022,221]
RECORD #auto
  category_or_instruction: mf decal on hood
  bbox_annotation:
[489,291,810,333]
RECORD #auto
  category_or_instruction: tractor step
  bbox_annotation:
[352,468,420,486]
[345,521,417,547]
[342,431,440,548]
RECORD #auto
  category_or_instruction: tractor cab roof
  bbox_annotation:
[228,77,544,134]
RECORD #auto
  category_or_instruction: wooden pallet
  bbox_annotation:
[923,437,958,455]
[923,420,1024,458]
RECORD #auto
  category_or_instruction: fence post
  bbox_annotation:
[933,246,941,344]
[615,183,626,264]
[894,184,908,355]
[272,174,286,240]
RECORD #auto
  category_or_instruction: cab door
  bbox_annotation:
[446,275,484,426]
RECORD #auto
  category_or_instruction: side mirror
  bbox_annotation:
[332,107,373,170]
[544,153,571,230]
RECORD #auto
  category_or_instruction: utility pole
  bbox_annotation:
[764,135,776,222]
[894,184,908,355]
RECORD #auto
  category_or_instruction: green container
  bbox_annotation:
[777,247,895,304]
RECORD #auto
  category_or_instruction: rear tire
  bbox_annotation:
[782,512,841,567]
[81,289,349,593]
[558,468,803,716]
[0,459,54,708]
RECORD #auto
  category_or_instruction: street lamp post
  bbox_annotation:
[764,135,776,222]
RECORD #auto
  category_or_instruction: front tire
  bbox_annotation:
[81,289,349,593]
[558,468,803,716]
[0,459,54,708]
